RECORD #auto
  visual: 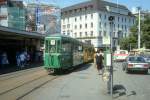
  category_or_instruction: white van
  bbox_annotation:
[113,50,128,62]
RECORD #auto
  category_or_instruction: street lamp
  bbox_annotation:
[137,7,141,49]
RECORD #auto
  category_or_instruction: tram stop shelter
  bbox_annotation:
[0,26,45,66]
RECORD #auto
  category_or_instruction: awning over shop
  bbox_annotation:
[0,26,45,39]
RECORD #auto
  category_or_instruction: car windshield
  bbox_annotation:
[128,57,145,63]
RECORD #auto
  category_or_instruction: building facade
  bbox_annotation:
[61,0,135,50]
[0,0,26,30]
[26,3,61,34]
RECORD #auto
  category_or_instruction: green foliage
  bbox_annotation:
[120,14,150,49]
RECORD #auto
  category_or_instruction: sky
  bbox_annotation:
[24,0,150,12]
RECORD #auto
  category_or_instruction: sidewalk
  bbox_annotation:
[58,63,112,100]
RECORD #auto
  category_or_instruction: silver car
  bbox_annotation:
[122,56,149,74]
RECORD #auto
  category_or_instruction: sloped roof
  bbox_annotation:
[62,0,130,12]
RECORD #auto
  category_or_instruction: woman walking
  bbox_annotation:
[95,49,104,75]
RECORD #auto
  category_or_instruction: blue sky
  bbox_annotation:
[24,0,150,11]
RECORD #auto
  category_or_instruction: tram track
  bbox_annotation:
[0,74,60,100]
[0,67,43,81]
[16,76,59,100]
[0,64,89,100]
[0,66,61,100]
[0,73,48,96]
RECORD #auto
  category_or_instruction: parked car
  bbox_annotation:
[122,56,149,74]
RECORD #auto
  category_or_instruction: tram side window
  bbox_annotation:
[73,44,78,53]
[78,45,83,52]
[62,40,71,53]
[45,40,49,53]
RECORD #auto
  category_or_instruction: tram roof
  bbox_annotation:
[46,34,78,40]
[46,34,94,47]
[0,26,45,39]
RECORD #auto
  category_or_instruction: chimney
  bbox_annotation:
[92,0,103,11]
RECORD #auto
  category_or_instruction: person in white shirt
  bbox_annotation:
[20,52,25,68]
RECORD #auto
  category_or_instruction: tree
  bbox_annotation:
[120,14,150,49]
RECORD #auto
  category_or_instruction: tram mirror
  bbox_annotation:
[78,46,82,51]
[50,40,56,45]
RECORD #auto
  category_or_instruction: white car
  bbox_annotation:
[122,56,149,74]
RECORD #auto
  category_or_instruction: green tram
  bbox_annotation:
[44,34,94,73]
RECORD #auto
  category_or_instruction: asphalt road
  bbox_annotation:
[113,62,150,100]
[0,63,150,100]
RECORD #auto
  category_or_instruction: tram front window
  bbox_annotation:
[49,40,60,53]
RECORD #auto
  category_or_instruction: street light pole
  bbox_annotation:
[108,16,115,97]
[137,7,141,49]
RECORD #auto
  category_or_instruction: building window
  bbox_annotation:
[85,15,87,20]
[118,24,119,29]
[129,18,131,23]
[105,14,107,20]
[99,13,101,19]
[118,17,120,22]
[99,22,101,28]
[67,24,70,28]
[74,25,77,29]
[114,24,115,30]
[85,23,87,28]
[125,18,126,22]
[67,30,70,36]
[125,25,127,31]
[74,33,77,37]
[80,32,82,37]
[63,25,66,29]
[122,25,123,30]
[91,31,93,37]
[122,17,123,22]
[91,14,93,19]
[85,32,87,37]
[113,32,115,37]
[91,22,93,28]
[80,16,82,20]
[133,19,134,24]
[99,31,102,37]
[75,17,77,22]
[104,23,107,28]
[63,31,65,35]
[80,24,82,29]
[80,8,82,12]
[104,31,106,37]
[74,9,77,13]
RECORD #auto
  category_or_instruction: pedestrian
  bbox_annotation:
[1,52,9,67]
[95,49,104,75]
[16,52,21,67]
[20,52,25,68]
